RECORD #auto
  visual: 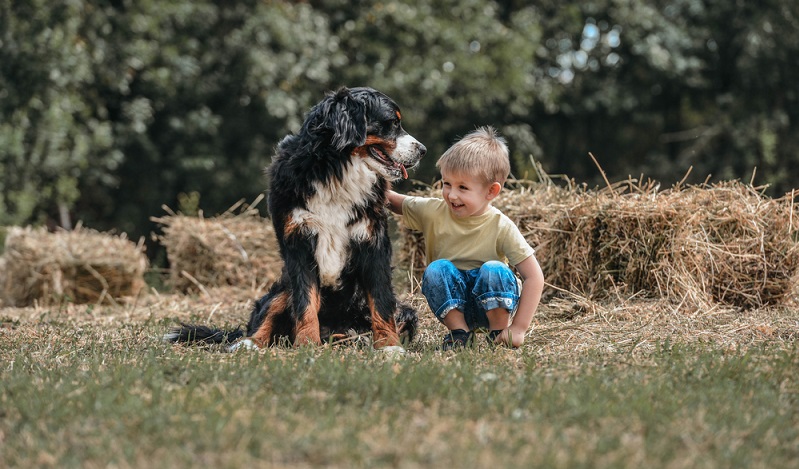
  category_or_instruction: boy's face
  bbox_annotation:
[440,169,500,218]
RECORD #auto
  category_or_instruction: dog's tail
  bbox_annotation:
[163,324,245,345]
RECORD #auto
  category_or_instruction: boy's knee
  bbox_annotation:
[474,261,521,306]
[477,261,516,284]
[479,260,508,274]
[424,259,459,282]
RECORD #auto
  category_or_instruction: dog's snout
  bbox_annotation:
[406,135,426,159]
[396,134,426,164]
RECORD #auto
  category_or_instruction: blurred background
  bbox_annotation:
[1,0,797,262]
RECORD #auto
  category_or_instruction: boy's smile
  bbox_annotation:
[440,170,500,218]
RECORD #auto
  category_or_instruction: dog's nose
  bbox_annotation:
[417,142,427,158]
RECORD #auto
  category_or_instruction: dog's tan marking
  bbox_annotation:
[364,135,398,152]
[294,284,322,345]
[251,292,289,347]
[283,216,303,237]
[352,136,399,159]
[367,295,401,348]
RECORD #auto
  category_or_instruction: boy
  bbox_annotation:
[387,126,544,349]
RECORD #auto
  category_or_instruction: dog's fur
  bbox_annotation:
[164,87,426,350]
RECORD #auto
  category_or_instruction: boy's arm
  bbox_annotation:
[386,189,406,215]
[499,254,544,348]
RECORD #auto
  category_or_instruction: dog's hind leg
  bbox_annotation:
[366,294,402,348]
[249,290,290,347]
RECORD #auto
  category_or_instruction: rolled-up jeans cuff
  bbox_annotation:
[477,293,519,313]
[435,300,465,320]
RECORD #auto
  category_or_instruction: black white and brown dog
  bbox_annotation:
[164,87,426,352]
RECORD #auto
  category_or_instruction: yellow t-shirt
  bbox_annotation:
[402,196,535,271]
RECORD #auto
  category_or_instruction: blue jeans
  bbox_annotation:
[421,259,520,331]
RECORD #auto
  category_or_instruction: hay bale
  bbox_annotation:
[538,181,799,308]
[524,185,662,298]
[1,226,148,306]
[663,182,799,308]
[534,192,601,296]
[599,192,686,298]
[153,208,282,293]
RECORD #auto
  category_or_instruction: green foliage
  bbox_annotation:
[176,191,201,216]
[0,0,339,234]
[0,0,119,226]
[316,0,549,180]
[1,0,798,242]
[528,0,799,187]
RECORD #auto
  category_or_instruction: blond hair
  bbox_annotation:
[436,126,510,185]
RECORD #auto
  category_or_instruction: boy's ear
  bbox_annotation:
[486,182,502,200]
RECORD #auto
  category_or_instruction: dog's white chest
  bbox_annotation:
[289,159,378,287]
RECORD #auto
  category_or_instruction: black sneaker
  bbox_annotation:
[441,329,474,351]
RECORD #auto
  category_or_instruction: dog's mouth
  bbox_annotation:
[368,145,408,179]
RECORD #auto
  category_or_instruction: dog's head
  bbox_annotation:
[303,87,426,181]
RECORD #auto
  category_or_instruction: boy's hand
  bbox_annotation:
[494,326,526,348]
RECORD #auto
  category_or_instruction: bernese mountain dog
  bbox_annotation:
[164,87,426,351]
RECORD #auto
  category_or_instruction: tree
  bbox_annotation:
[1,0,342,239]
[524,0,799,193]
[2,0,797,252]
[314,0,550,183]
[0,1,118,228]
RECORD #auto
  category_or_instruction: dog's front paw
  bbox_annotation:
[378,345,406,355]
[228,338,260,352]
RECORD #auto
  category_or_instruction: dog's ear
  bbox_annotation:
[320,88,367,151]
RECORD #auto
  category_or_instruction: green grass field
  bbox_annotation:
[1,291,798,468]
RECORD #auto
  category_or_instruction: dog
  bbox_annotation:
[164,87,426,351]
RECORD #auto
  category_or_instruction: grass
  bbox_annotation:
[1,292,798,468]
